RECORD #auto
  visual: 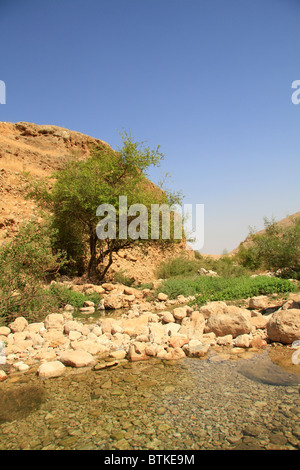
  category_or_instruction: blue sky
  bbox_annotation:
[0,0,299,253]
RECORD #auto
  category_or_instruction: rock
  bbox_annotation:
[249,296,269,310]
[93,360,119,370]
[9,316,28,333]
[164,322,181,337]
[64,320,85,335]
[121,314,150,338]
[183,340,210,358]
[59,350,95,368]
[250,315,269,330]
[173,307,188,321]
[157,292,168,302]
[291,348,300,365]
[0,370,7,381]
[37,361,66,378]
[103,294,123,310]
[168,335,189,348]
[69,330,82,341]
[25,322,44,334]
[267,309,300,344]
[199,301,227,319]
[163,347,186,360]
[71,340,109,356]
[148,323,167,345]
[79,306,95,314]
[205,306,252,338]
[162,312,175,323]
[179,311,205,340]
[44,313,64,331]
[41,330,69,348]
[0,326,10,336]
[250,338,268,349]
[234,334,252,348]
[13,361,30,371]
[127,342,149,361]
[109,349,126,360]
[217,335,233,346]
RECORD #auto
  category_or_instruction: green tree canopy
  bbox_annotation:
[27,130,183,280]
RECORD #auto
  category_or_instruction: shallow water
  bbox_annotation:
[0,347,299,450]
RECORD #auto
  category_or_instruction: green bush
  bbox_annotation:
[0,219,67,325]
[155,275,296,306]
[156,253,249,280]
[47,284,100,308]
[235,217,300,277]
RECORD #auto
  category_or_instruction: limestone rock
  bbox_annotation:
[9,316,28,333]
[249,296,269,310]
[267,308,300,344]
[38,361,66,378]
[59,349,95,368]
[205,306,252,338]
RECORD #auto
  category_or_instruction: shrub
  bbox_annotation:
[155,275,296,306]
[235,216,300,277]
[0,219,66,325]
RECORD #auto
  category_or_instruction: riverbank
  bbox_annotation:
[0,282,300,381]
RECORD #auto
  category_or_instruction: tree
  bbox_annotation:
[27,130,182,281]
[236,216,300,277]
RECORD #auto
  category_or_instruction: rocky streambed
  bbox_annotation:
[0,285,300,450]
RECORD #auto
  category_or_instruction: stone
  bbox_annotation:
[157,292,168,302]
[13,361,30,371]
[25,322,44,334]
[44,313,64,331]
[64,320,84,335]
[205,306,252,338]
[148,323,167,345]
[249,296,269,310]
[9,316,28,333]
[109,349,126,360]
[59,350,95,368]
[173,307,188,321]
[37,361,66,378]
[250,315,269,330]
[234,334,252,348]
[267,309,300,344]
[217,335,233,346]
[162,312,175,323]
[168,335,189,348]
[184,340,210,358]
[0,326,10,336]
[121,314,150,338]
[127,342,149,362]
[69,330,82,341]
[179,311,206,340]
[103,294,123,310]
[71,340,109,356]
[199,301,227,319]
[0,370,7,382]
[163,347,186,360]
[250,338,268,349]
[41,330,69,348]
[79,306,95,314]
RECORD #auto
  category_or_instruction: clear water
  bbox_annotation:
[0,347,299,450]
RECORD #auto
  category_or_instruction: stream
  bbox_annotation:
[0,345,299,450]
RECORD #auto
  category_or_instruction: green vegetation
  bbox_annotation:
[27,130,182,281]
[155,275,296,307]
[0,219,66,325]
[156,253,248,279]
[236,216,300,279]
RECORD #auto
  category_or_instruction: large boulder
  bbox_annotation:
[59,349,95,367]
[267,309,300,344]
[9,316,28,333]
[205,306,252,338]
[179,311,205,340]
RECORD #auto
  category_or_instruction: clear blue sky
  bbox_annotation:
[0,0,299,253]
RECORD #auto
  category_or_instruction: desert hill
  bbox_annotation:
[231,211,300,255]
[0,121,193,283]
